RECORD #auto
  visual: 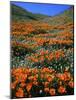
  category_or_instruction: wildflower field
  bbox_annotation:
[10,3,74,98]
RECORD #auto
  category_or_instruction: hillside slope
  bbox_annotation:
[43,6,74,25]
[11,4,49,21]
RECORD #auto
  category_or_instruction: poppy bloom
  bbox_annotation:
[20,82,26,88]
[33,81,38,86]
[16,88,24,97]
[55,51,60,60]
[44,88,49,93]
[49,88,56,96]
[26,83,32,92]
[32,68,38,74]
[58,86,66,94]
[68,81,74,88]
[11,81,18,89]
[57,73,65,81]
[44,81,49,87]
[47,76,53,82]
[40,74,44,79]
[64,72,71,81]
[18,73,27,82]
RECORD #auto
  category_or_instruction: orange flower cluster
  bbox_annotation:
[11,40,39,50]
[11,16,74,99]
[54,22,74,30]
[11,21,53,36]
[11,21,73,53]
[12,22,35,35]
[56,31,73,39]
[28,49,65,63]
[11,67,74,98]
[32,36,73,46]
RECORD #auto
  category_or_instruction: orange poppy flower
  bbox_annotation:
[47,76,53,82]
[68,81,74,88]
[44,88,49,93]
[33,81,38,86]
[11,81,18,89]
[18,73,27,82]
[28,76,34,81]
[33,75,38,81]
[16,88,24,97]
[57,74,65,81]
[49,88,56,96]
[64,72,71,81]
[26,83,32,92]
[32,68,38,74]
[58,86,66,94]
[44,81,49,87]
[20,82,26,88]
[40,74,44,79]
